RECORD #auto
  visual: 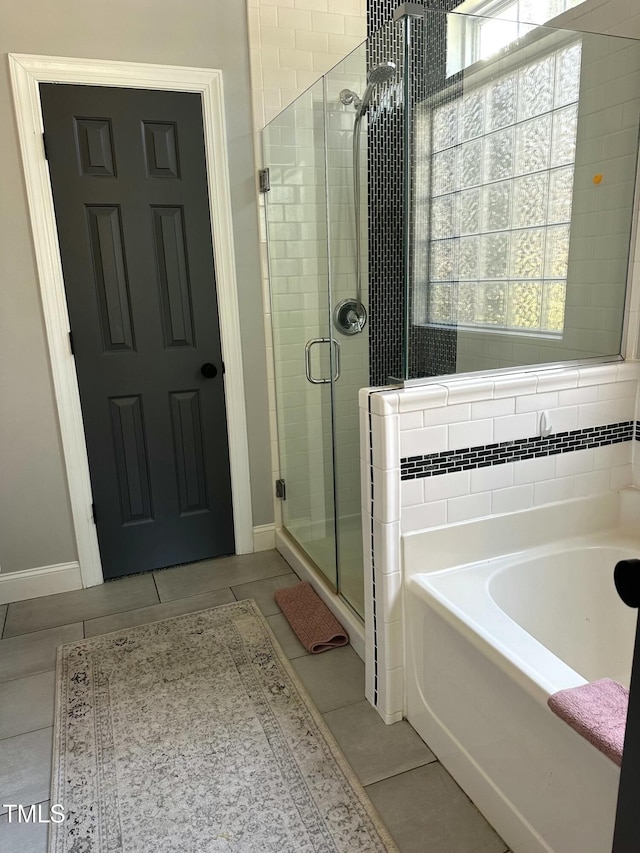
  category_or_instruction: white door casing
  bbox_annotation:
[9,53,254,588]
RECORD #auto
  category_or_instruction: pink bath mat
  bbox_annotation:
[274,582,349,653]
[547,678,629,765]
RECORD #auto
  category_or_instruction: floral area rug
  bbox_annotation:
[50,599,397,852]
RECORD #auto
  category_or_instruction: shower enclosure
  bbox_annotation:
[263,5,640,621]
[263,44,374,618]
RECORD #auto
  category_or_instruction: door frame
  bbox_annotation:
[9,53,254,588]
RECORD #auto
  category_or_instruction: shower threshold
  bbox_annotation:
[275,526,365,662]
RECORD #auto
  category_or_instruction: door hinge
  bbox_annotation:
[275,478,286,500]
[42,133,49,161]
[92,503,97,524]
[259,168,270,193]
[69,330,75,356]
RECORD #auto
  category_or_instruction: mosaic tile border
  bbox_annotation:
[401,420,639,480]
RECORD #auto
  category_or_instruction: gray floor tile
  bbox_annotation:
[85,587,236,637]
[266,613,309,659]
[232,573,302,617]
[0,805,49,853]
[3,575,158,638]
[154,550,293,602]
[0,624,83,683]
[366,764,508,853]
[323,700,436,785]
[291,646,365,713]
[0,672,55,740]
[0,729,53,816]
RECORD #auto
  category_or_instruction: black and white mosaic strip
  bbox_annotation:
[401,421,639,480]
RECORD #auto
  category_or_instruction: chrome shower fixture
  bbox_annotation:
[335,60,397,336]
[334,299,367,336]
[339,88,362,110]
[339,62,397,121]
[356,61,397,119]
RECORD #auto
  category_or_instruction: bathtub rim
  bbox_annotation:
[402,492,623,582]
[407,529,640,705]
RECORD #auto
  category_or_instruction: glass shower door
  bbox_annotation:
[263,81,338,590]
[324,46,369,617]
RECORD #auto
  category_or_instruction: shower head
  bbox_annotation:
[356,61,397,118]
[367,61,397,87]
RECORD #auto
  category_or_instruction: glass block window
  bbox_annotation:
[427,41,581,334]
[456,0,586,62]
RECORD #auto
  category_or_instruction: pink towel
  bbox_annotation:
[547,678,628,766]
[274,582,349,653]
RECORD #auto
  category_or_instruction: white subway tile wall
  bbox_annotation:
[248,0,367,577]
[264,89,336,557]
[556,0,640,42]
[361,362,640,720]
[263,54,370,609]
[247,0,366,129]
[325,54,370,562]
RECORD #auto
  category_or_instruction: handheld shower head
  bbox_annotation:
[357,61,397,117]
[367,61,397,87]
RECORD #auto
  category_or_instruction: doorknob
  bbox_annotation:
[200,362,218,379]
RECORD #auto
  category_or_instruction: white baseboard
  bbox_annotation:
[0,562,82,605]
[253,523,276,552]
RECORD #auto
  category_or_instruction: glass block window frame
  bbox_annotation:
[425,38,581,335]
[454,0,586,64]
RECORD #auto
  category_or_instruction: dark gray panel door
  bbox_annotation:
[40,84,235,579]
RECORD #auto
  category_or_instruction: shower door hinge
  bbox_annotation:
[259,168,270,193]
[275,478,286,500]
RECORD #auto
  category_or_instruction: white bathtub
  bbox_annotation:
[405,520,640,853]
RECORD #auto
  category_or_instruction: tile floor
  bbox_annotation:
[0,550,509,853]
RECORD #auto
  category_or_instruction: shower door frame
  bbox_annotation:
[264,65,370,620]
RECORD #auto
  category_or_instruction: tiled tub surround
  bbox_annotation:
[359,360,640,722]
[401,420,638,481]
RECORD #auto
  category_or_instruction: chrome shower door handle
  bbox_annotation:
[305,338,340,384]
[331,338,341,382]
[305,338,328,384]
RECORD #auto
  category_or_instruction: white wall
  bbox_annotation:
[247,0,366,130]
[555,0,640,37]
[0,0,271,575]
[247,0,369,578]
